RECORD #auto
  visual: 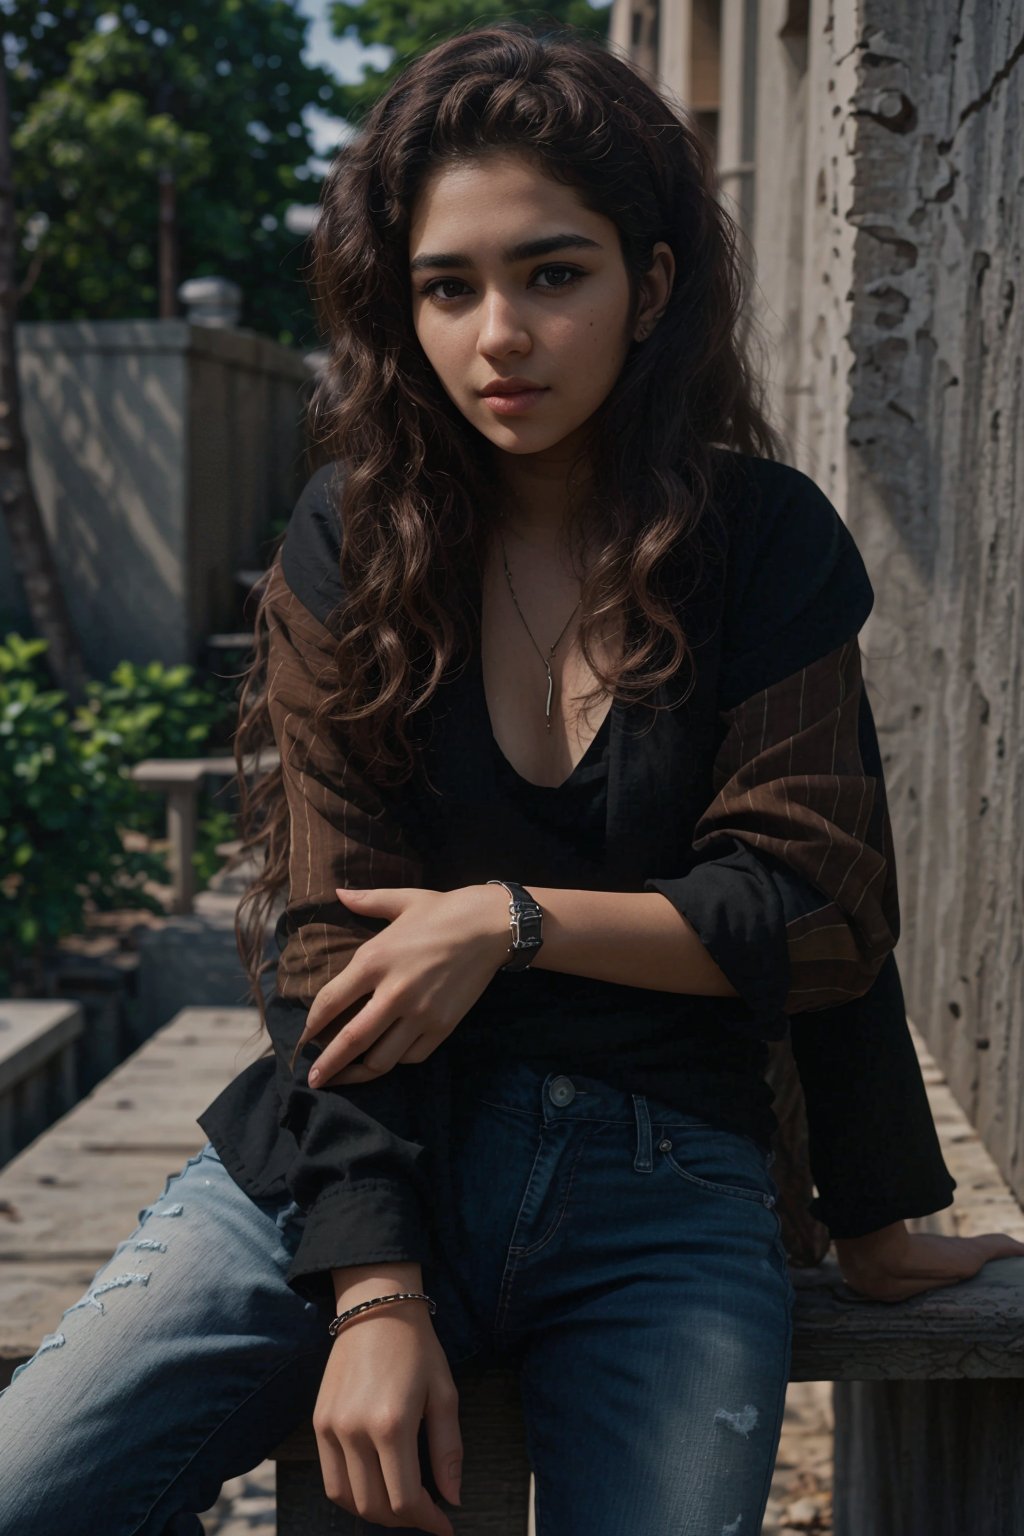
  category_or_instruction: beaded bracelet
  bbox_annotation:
[328,1291,437,1339]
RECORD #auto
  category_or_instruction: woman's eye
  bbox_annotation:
[532,264,584,290]
[422,278,471,303]
[419,266,585,304]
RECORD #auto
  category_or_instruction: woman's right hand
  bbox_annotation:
[315,1263,463,1533]
[834,1220,1024,1302]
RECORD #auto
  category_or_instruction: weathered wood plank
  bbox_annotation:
[0,1002,84,1167]
[789,1255,1024,1381]
[0,1006,263,1362]
[0,1002,83,1097]
[907,1024,1024,1244]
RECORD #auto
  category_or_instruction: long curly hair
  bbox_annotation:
[234,21,781,1004]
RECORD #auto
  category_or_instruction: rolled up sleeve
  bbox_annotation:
[256,498,439,1293]
[646,463,899,1021]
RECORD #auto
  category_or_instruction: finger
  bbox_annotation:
[316,1429,357,1515]
[918,1233,1024,1282]
[338,886,413,922]
[342,1432,403,1528]
[377,1432,454,1536]
[973,1232,1024,1258]
[334,1032,436,1081]
[842,1270,965,1303]
[308,995,401,1083]
[326,1026,426,1085]
[301,971,368,1045]
[947,1232,1024,1282]
[425,1380,464,1509]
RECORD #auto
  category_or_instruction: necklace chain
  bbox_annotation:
[495,521,582,733]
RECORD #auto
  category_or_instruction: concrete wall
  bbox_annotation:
[839,0,1024,1195]
[664,0,1024,1203]
[613,0,1024,1202]
[0,321,311,675]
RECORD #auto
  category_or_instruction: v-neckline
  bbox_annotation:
[471,647,614,791]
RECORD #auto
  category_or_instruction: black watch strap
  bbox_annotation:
[486,879,544,972]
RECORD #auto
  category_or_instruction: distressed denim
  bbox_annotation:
[0,1061,794,1536]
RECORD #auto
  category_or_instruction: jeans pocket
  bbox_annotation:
[656,1125,777,1207]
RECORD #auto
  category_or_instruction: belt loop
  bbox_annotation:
[632,1094,653,1173]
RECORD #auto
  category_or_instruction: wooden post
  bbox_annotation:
[165,785,198,915]
[834,1377,1024,1536]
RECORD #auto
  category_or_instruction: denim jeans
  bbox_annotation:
[0,1060,794,1535]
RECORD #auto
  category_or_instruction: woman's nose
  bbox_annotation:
[476,291,531,357]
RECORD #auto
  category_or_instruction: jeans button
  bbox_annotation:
[658,1138,672,1152]
[548,1075,576,1107]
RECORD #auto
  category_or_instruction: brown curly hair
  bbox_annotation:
[234,20,781,1006]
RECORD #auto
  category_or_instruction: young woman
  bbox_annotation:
[3,24,1022,1536]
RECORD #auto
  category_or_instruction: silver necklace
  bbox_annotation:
[496,522,581,733]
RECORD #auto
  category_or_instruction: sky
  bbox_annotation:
[296,0,614,161]
[295,0,389,161]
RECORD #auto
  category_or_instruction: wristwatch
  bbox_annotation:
[486,879,544,972]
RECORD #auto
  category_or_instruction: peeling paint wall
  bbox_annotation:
[843,0,1023,1193]
[751,0,1024,1200]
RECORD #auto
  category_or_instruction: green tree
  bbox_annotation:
[328,0,610,123]
[2,1,346,344]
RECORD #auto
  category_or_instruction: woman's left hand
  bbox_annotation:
[834,1220,1024,1302]
[297,885,509,1087]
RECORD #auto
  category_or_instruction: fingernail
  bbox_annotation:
[308,1066,320,1085]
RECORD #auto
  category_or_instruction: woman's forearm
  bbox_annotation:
[468,883,739,998]
[332,1261,425,1311]
[305,881,740,1087]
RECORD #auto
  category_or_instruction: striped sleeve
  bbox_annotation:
[645,457,899,1024]
[264,558,425,1007]
[258,537,436,1288]
[691,636,899,1011]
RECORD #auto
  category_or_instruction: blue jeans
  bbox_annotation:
[0,1061,794,1535]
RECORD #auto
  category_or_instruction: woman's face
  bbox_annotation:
[409,151,668,463]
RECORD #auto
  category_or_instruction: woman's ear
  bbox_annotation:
[633,241,676,342]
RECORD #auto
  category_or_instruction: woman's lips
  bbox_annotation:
[480,388,548,416]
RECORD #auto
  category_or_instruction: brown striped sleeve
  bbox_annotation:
[693,636,899,1011]
[263,558,425,1005]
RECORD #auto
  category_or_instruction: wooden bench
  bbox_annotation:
[1,1008,1022,1534]
[0,1006,264,1390]
[0,1001,83,1168]
[131,751,278,914]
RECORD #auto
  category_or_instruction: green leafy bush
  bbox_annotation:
[0,637,237,990]
[85,659,229,760]
[192,806,240,889]
[81,659,232,837]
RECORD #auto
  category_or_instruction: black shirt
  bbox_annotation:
[417,643,777,1145]
[199,451,956,1297]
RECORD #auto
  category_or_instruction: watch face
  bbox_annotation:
[510,912,543,947]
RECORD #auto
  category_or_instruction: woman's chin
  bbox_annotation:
[473,414,590,460]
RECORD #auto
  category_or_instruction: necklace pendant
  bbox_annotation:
[545,667,554,730]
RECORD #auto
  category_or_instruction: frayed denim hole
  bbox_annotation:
[136,1148,206,1227]
[275,1199,304,1236]
[62,1272,153,1319]
[8,1331,66,1385]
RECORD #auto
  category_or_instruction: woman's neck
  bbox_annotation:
[492,437,593,550]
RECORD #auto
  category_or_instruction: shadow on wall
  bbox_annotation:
[1,318,314,674]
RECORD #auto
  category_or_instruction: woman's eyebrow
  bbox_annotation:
[409,232,602,273]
